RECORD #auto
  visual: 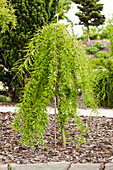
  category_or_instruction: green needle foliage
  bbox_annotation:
[13,23,97,148]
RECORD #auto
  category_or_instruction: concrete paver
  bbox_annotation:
[0,163,113,170]
[0,165,7,170]
[105,163,113,170]
[0,106,18,113]
[11,162,70,170]
[77,108,113,118]
[69,163,100,170]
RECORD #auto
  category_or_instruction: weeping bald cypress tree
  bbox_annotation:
[0,0,59,100]
[13,23,98,148]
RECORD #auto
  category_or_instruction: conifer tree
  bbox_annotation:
[0,0,59,100]
[13,23,97,148]
[72,0,105,41]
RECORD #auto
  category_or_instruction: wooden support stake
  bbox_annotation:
[54,96,57,147]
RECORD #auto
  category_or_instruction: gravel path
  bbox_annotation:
[0,105,113,117]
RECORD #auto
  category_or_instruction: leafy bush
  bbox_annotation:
[86,46,99,54]
[78,26,109,41]
[92,58,106,68]
[0,95,12,102]
[88,58,107,70]
[95,51,110,59]
[93,42,105,50]
[94,59,113,108]
[106,16,113,56]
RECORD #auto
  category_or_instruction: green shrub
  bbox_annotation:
[95,51,110,59]
[94,59,113,108]
[106,17,113,56]
[90,58,104,68]
[86,46,99,54]
[0,95,12,102]
[93,42,105,50]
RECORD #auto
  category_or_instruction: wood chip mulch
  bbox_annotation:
[0,110,113,164]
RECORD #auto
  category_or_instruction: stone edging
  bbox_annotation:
[0,162,113,170]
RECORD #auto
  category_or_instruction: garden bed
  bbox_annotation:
[0,111,113,164]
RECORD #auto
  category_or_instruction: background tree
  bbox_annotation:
[13,23,97,148]
[0,0,59,100]
[72,0,105,41]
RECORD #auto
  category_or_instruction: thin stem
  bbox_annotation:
[54,96,57,147]
[62,128,66,148]
[57,13,59,23]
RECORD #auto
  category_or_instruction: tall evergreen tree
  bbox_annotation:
[72,0,105,41]
[0,0,59,100]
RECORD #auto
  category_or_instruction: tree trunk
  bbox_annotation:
[7,83,19,102]
[87,25,90,42]
[62,128,66,148]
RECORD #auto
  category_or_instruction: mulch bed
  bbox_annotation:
[0,110,113,164]
[0,102,18,106]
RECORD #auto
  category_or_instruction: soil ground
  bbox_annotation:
[0,105,113,164]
